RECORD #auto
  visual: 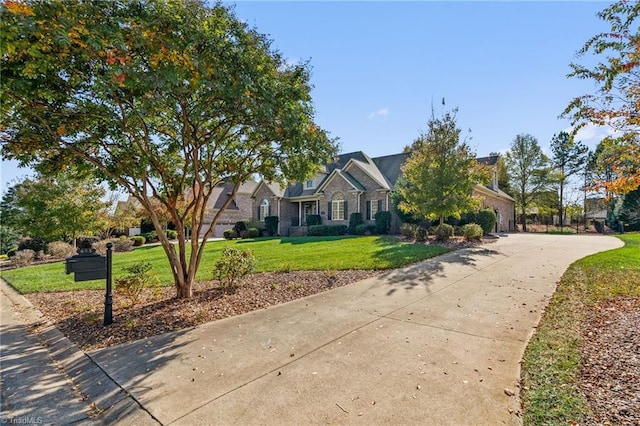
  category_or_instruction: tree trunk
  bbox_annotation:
[521,207,527,232]
[175,273,193,298]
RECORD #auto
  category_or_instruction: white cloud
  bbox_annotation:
[562,123,619,146]
[368,108,389,120]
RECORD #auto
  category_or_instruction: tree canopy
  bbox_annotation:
[1,0,338,297]
[563,0,640,195]
[0,172,107,243]
[394,109,489,225]
[504,134,551,232]
[549,131,589,226]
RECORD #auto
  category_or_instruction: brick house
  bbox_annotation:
[251,151,515,236]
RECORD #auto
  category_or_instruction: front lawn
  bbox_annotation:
[520,233,640,425]
[1,236,449,294]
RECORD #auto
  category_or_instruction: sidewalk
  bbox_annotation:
[1,234,623,425]
[0,279,157,425]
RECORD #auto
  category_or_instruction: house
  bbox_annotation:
[117,180,258,239]
[251,151,515,236]
[197,180,257,238]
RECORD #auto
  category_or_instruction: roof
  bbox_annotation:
[258,150,507,202]
[476,155,499,167]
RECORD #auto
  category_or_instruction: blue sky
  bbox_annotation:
[1,1,612,192]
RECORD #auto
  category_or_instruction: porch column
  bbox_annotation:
[277,198,281,235]
[298,202,302,226]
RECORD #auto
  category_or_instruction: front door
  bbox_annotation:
[304,203,313,225]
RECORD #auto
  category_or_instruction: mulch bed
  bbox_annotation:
[580,297,640,425]
[27,269,383,352]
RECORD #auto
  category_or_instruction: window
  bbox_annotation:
[259,198,270,221]
[331,193,345,220]
[367,200,381,220]
[306,179,314,189]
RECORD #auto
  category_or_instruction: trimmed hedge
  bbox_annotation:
[223,229,238,240]
[349,213,363,234]
[264,216,279,236]
[308,224,348,236]
[306,215,322,226]
[375,211,391,234]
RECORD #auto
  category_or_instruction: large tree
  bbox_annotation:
[504,134,551,232]
[549,131,589,227]
[1,1,337,298]
[563,0,640,195]
[0,172,107,243]
[395,109,489,225]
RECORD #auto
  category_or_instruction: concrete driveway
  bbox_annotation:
[84,233,622,425]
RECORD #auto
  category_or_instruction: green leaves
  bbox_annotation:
[1,0,337,296]
[395,108,487,224]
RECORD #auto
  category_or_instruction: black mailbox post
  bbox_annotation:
[65,242,113,325]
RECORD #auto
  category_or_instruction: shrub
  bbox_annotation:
[264,216,279,236]
[214,248,256,288]
[453,226,463,236]
[400,223,417,239]
[246,228,260,238]
[415,226,428,242]
[306,215,322,226]
[476,209,497,235]
[131,236,146,246]
[115,261,159,306]
[47,241,76,259]
[308,225,328,236]
[327,224,348,236]
[462,223,483,241]
[223,229,238,240]
[113,238,134,252]
[233,221,247,236]
[354,223,370,235]
[7,248,17,258]
[140,231,157,244]
[18,238,47,254]
[349,212,363,234]
[433,223,454,242]
[0,226,20,255]
[77,236,100,249]
[13,249,35,267]
[165,229,178,240]
[374,211,392,234]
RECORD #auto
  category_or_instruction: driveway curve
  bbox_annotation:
[90,233,623,425]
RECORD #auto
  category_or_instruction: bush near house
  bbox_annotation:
[241,228,259,239]
[308,224,348,236]
[306,215,322,226]
[131,236,146,246]
[375,211,391,234]
[349,213,364,234]
[400,223,417,239]
[223,229,238,240]
[233,221,247,237]
[476,209,497,234]
[433,223,454,242]
[462,223,483,241]
[264,216,279,236]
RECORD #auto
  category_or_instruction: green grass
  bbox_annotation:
[1,235,449,294]
[521,233,640,425]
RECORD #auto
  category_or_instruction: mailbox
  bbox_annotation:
[65,253,106,282]
[65,242,114,325]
